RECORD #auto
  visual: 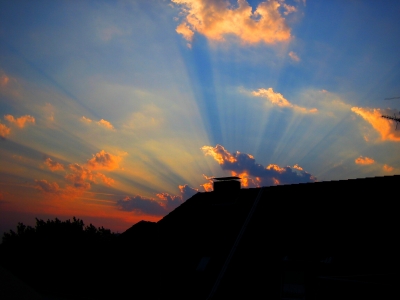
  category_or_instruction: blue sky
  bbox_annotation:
[1,0,400,235]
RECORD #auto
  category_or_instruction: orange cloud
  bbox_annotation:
[351,107,400,142]
[252,88,317,113]
[81,116,92,123]
[34,180,60,194]
[288,51,300,62]
[87,150,121,170]
[97,119,115,130]
[81,116,115,130]
[95,172,115,186]
[293,164,303,171]
[383,164,394,172]
[4,114,35,128]
[45,158,65,171]
[65,164,93,190]
[266,164,285,172]
[172,0,296,46]
[201,144,237,164]
[355,156,375,165]
[0,123,11,138]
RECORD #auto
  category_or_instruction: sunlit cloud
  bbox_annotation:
[252,88,317,113]
[293,164,303,170]
[201,144,316,186]
[172,0,297,47]
[4,114,35,128]
[283,3,297,15]
[34,179,60,194]
[351,107,400,142]
[44,158,65,171]
[0,123,11,138]
[81,116,115,130]
[81,116,92,123]
[288,51,300,61]
[95,172,115,186]
[97,119,115,130]
[201,174,213,191]
[354,156,375,165]
[65,164,93,191]
[87,150,122,170]
[383,164,394,172]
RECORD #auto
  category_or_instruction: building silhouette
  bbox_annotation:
[156,175,399,299]
[0,175,398,299]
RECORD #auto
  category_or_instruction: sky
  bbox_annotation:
[1,0,400,236]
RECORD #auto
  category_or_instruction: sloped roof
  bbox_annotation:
[157,175,399,299]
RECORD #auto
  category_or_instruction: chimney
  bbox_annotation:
[212,177,241,193]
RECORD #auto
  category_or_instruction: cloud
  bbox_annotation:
[81,116,92,123]
[383,164,394,172]
[4,114,35,128]
[87,150,122,170]
[42,103,55,123]
[0,74,9,87]
[81,116,115,130]
[283,3,297,15]
[116,195,167,216]
[97,119,115,130]
[179,184,198,202]
[288,51,300,62]
[251,88,317,113]
[354,156,375,165]
[201,174,214,191]
[44,158,65,171]
[172,0,295,47]
[0,123,11,138]
[116,184,199,216]
[95,172,115,186]
[351,107,400,142]
[34,180,60,194]
[0,72,20,98]
[65,164,93,190]
[201,144,316,187]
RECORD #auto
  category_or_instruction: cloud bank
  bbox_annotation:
[172,0,298,47]
[201,144,316,187]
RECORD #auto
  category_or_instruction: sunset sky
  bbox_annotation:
[1,0,400,236]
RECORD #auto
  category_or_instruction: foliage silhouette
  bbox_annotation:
[1,217,114,246]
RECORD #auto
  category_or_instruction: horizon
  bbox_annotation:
[1,0,400,237]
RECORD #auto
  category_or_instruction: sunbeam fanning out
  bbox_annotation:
[1,0,400,236]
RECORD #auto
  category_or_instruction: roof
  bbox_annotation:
[212,176,241,181]
[157,175,400,299]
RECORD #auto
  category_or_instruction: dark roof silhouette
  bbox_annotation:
[156,175,399,299]
[0,175,398,299]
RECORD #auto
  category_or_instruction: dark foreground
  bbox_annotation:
[1,175,399,299]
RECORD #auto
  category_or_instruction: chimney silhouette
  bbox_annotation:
[212,177,241,192]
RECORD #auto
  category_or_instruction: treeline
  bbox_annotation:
[0,217,158,299]
[2,217,115,246]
